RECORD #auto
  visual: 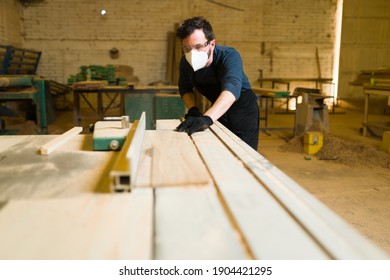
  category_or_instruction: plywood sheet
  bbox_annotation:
[0,135,114,199]
[0,189,153,259]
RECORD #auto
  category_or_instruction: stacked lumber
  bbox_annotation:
[165,23,182,84]
[72,80,108,90]
[372,78,390,88]
[350,68,390,86]
[113,64,139,85]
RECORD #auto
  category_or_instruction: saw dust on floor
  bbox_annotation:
[280,133,390,168]
[258,109,390,255]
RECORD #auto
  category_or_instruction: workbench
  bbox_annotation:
[73,84,127,125]
[73,84,182,129]
[0,75,50,133]
[253,87,296,134]
[0,120,387,260]
[362,84,390,137]
[257,77,333,91]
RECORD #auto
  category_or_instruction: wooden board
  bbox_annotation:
[40,127,82,155]
[210,122,389,259]
[155,119,180,130]
[154,186,248,259]
[0,135,114,200]
[72,80,108,90]
[0,189,154,259]
[152,120,247,259]
[133,130,153,188]
[150,130,210,187]
[191,128,330,259]
[0,135,30,153]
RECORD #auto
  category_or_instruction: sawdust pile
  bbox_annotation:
[280,133,390,168]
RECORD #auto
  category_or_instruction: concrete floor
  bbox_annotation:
[257,108,390,255]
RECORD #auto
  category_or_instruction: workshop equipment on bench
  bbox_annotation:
[294,87,332,136]
[92,115,130,151]
[0,75,52,134]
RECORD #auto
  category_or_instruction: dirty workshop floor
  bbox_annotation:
[4,105,390,256]
[258,108,390,255]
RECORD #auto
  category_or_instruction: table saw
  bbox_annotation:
[0,118,388,260]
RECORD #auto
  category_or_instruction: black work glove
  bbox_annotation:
[176,116,213,135]
[184,106,202,119]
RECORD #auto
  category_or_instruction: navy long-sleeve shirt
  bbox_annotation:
[178,44,259,150]
[178,45,252,103]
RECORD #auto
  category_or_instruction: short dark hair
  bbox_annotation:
[176,16,215,41]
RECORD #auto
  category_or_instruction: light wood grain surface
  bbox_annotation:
[0,121,388,260]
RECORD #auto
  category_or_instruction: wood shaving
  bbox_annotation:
[280,133,390,168]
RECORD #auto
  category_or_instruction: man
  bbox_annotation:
[175,16,259,150]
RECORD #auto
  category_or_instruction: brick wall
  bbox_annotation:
[3,0,389,103]
[0,0,22,46]
[18,0,338,91]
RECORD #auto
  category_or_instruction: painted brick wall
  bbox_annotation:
[19,0,338,92]
[0,0,22,46]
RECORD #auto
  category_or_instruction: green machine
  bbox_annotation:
[92,116,130,151]
[124,92,185,129]
[0,75,51,134]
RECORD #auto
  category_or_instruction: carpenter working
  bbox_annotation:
[175,16,259,150]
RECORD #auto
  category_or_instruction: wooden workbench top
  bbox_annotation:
[0,126,387,260]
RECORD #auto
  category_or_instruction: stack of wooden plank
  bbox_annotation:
[0,45,41,75]
[72,80,108,90]
[165,23,182,84]
[350,68,390,86]
[372,78,390,88]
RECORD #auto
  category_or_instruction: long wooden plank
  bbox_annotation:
[0,189,154,259]
[211,122,389,259]
[155,119,180,130]
[151,120,248,259]
[132,130,153,188]
[133,120,181,188]
[39,127,82,155]
[191,129,329,259]
[151,130,210,187]
[154,186,248,259]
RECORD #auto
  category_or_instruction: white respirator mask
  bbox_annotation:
[185,50,209,71]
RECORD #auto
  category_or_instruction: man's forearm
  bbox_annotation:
[204,90,236,122]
